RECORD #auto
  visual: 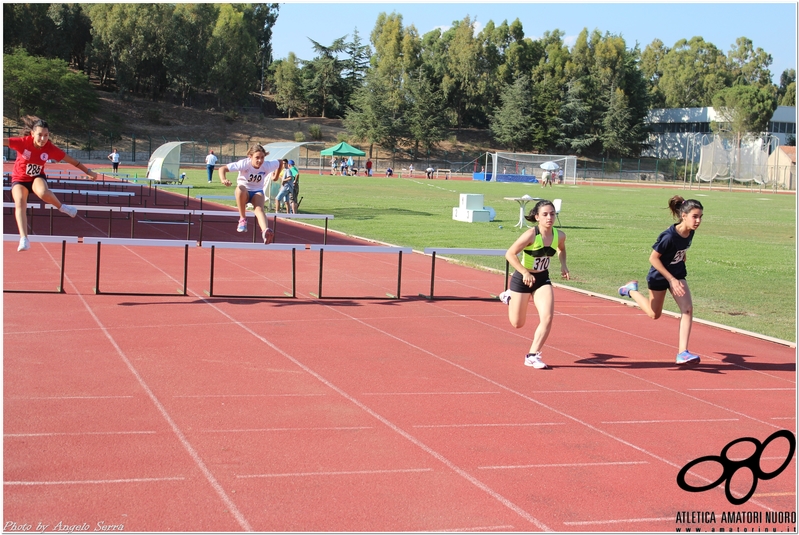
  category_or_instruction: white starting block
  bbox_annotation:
[452,193,492,223]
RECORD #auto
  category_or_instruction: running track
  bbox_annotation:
[3,186,796,532]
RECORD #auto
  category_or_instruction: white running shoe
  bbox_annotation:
[262,228,274,245]
[524,352,547,369]
[17,237,30,252]
[499,290,511,305]
[59,204,78,218]
[236,217,247,233]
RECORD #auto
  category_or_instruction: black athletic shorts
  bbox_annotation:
[509,269,551,294]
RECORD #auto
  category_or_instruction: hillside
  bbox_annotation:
[4,92,498,160]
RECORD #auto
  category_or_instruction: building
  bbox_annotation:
[642,106,796,161]
[768,145,796,190]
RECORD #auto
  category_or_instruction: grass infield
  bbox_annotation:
[120,167,797,343]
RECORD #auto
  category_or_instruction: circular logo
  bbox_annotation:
[676,429,796,505]
[40,152,49,162]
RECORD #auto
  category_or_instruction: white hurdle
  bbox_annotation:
[3,234,79,294]
[200,241,306,299]
[82,236,195,296]
[308,244,413,299]
[422,247,510,300]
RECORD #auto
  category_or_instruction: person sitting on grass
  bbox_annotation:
[218,144,284,244]
[3,115,97,252]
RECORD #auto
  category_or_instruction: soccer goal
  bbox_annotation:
[488,152,578,184]
[691,132,779,188]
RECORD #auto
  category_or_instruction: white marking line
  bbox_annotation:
[5,477,186,486]
[563,517,673,526]
[479,461,648,470]
[174,393,326,398]
[238,468,433,479]
[5,431,156,437]
[66,279,254,532]
[529,389,658,393]
[202,426,373,433]
[433,525,515,532]
[414,422,564,428]
[689,387,795,391]
[12,395,134,400]
[601,418,739,424]
[198,300,553,531]
[771,416,796,419]
[361,391,500,396]
[347,305,783,513]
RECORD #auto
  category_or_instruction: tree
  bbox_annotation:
[406,68,452,156]
[778,69,796,106]
[489,76,533,151]
[601,87,642,157]
[658,36,728,107]
[272,53,304,117]
[3,48,98,128]
[726,37,773,87]
[167,4,219,106]
[640,39,668,107]
[711,84,777,136]
[208,4,259,108]
[345,69,407,158]
[304,36,347,117]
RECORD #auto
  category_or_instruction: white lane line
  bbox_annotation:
[528,389,658,393]
[688,388,795,391]
[68,284,254,532]
[479,461,648,470]
[199,301,554,532]
[173,393,326,398]
[5,477,186,486]
[361,391,501,396]
[563,516,673,526]
[601,418,739,424]
[10,395,135,400]
[5,431,156,437]
[434,526,515,532]
[414,422,564,428]
[237,468,433,478]
[202,426,373,433]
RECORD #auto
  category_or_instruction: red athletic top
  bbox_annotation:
[7,135,66,182]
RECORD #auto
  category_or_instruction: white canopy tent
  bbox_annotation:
[146,141,188,183]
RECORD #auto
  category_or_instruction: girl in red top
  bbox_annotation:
[3,116,97,251]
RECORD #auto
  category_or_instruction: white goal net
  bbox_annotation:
[694,133,778,185]
[489,152,578,184]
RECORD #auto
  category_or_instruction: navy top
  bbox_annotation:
[646,224,694,282]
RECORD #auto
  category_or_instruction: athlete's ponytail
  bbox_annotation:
[20,116,48,136]
[668,196,703,220]
[525,199,555,224]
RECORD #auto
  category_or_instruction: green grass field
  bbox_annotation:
[118,167,797,342]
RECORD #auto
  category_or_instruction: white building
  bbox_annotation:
[642,106,796,161]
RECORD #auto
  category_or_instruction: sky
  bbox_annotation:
[270,1,797,86]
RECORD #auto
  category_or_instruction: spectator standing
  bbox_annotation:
[426,166,434,179]
[288,160,300,214]
[408,163,414,177]
[107,148,120,173]
[205,150,218,183]
[365,158,373,176]
[275,158,294,214]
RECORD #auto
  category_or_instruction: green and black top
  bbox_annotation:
[521,227,561,272]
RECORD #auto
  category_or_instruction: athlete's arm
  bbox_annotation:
[557,231,570,280]
[62,154,97,180]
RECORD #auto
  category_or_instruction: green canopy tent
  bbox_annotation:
[320,142,366,175]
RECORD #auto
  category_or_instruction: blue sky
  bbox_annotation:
[271,2,797,85]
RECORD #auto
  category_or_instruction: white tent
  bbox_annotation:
[147,141,188,183]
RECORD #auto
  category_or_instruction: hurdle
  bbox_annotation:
[309,244,413,300]
[45,204,122,237]
[3,234,78,294]
[201,241,304,299]
[120,207,194,240]
[4,202,39,234]
[270,213,335,245]
[421,247,510,300]
[82,237,194,296]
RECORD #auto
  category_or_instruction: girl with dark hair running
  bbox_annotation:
[618,196,704,365]
[499,199,570,369]
[3,116,97,251]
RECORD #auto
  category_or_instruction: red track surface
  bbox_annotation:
[3,174,796,532]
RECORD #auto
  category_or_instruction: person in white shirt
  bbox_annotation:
[108,149,120,173]
[218,144,284,244]
[205,150,219,183]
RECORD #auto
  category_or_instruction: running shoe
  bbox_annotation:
[499,290,511,305]
[675,350,701,365]
[524,352,547,369]
[618,280,638,298]
[17,237,30,252]
[59,204,78,218]
[236,217,247,233]
[262,228,274,245]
